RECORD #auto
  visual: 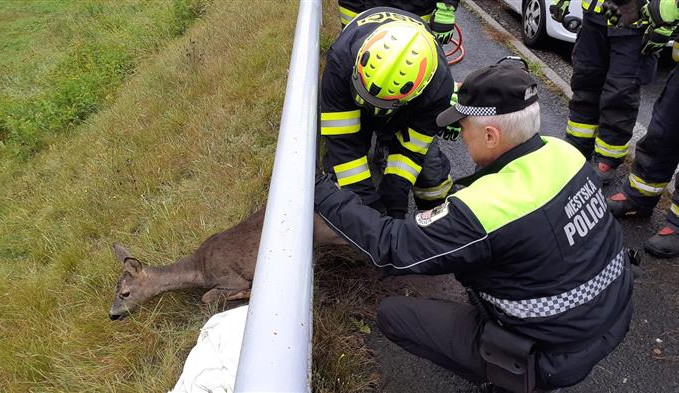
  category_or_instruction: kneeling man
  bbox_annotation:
[314,60,633,391]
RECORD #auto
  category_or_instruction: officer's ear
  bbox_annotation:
[484,125,501,149]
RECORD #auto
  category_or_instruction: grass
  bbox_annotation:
[0,0,207,157]
[0,0,380,391]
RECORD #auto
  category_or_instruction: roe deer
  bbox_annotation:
[109,208,344,320]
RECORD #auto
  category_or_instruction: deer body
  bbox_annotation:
[110,208,344,320]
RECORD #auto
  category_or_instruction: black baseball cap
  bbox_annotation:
[436,58,538,127]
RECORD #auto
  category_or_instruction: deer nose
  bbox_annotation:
[109,313,121,321]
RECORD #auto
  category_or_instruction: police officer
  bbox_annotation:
[315,61,632,391]
[606,0,679,257]
[338,1,459,44]
[550,0,656,183]
[321,7,456,219]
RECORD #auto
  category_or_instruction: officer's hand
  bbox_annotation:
[641,25,674,55]
[430,2,456,45]
[549,0,571,23]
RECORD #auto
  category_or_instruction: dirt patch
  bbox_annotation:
[312,244,469,392]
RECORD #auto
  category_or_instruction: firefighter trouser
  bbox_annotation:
[338,0,433,27]
[322,132,452,218]
[567,12,643,166]
[623,66,679,228]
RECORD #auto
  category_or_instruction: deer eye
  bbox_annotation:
[120,291,130,299]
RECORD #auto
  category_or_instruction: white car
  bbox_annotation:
[502,0,583,47]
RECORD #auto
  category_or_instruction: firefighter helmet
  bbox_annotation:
[351,21,438,115]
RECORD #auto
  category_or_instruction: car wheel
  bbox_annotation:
[522,0,547,47]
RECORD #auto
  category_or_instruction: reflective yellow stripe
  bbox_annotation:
[594,137,628,159]
[384,154,422,184]
[629,174,667,196]
[395,128,433,155]
[566,120,597,139]
[339,5,358,26]
[420,13,432,22]
[321,110,361,135]
[334,156,371,187]
[582,0,603,13]
[671,203,679,217]
[413,175,453,200]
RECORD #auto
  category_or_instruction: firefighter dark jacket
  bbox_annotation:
[321,7,455,215]
[315,134,633,387]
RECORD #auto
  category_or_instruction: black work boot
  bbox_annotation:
[645,226,679,258]
[607,192,653,218]
[592,161,617,185]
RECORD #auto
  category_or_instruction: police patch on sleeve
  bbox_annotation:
[416,202,449,227]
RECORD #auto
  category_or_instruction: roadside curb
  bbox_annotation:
[460,0,648,157]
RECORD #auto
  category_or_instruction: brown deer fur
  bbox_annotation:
[109,208,344,320]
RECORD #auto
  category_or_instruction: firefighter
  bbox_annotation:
[337,1,459,44]
[550,0,657,183]
[321,7,456,219]
[315,61,632,391]
[606,0,679,257]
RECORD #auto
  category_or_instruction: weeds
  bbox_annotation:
[0,0,209,157]
[0,0,379,391]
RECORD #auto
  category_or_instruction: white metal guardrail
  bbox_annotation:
[234,0,321,391]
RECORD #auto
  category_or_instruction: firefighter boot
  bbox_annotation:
[607,192,653,218]
[645,225,679,258]
[592,161,617,185]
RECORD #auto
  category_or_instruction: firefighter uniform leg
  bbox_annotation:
[321,111,385,211]
[623,66,679,214]
[377,296,487,383]
[413,140,453,210]
[567,13,609,158]
[593,33,643,167]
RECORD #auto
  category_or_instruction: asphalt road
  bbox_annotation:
[366,4,679,393]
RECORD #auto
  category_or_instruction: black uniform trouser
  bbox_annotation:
[623,66,679,227]
[377,296,628,390]
[377,296,487,383]
[567,12,644,166]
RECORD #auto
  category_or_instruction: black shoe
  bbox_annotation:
[607,192,653,218]
[645,226,679,258]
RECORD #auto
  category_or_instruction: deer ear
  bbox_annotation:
[123,258,143,274]
[112,243,133,263]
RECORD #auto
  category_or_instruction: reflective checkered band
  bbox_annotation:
[479,250,625,319]
[455,103,497,117]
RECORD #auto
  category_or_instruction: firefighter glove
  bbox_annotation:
[438,82,462,141]
[641,24,674,55]
[603,1,623,26]
[642,0,679,27]
[439,124,461,141]
[430,2,456,44]
[549,0,571,23]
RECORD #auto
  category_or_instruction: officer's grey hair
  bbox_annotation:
[467,102,540,145]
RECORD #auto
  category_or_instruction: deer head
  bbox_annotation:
[109,243,154,320]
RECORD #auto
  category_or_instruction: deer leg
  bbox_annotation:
[313,213,346,246]
[201,287,251,304]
